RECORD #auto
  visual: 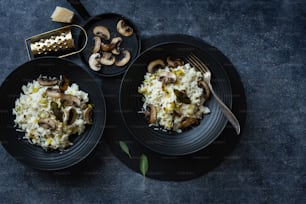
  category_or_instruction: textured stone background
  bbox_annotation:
[0,0,305,203]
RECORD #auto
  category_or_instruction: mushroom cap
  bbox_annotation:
[38,118,57,131]
[100,52,115,66]
[38,76,59,86]
[116,19,133,37]
[181,117,199,129]
[59,75,70,92]
[93,25,110,40]
[60,94,81,107]
[198,80,211,100]
[158,71,177,84]
[83,106,93,124]
[146,104,157,124]
[64,107,78,126]
[101,42,116,52]
[166,56,184,68]
[88,53,102,71]
[92,36,101,53]
[147,59,165,73]
[115,50,131,67]
[46,88,62,98]
[110,37,123,55]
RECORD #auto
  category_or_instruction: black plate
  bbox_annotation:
[0,57,106,170]
[120,42,232,156]
[78,13,141,77]
[104,34,246,180]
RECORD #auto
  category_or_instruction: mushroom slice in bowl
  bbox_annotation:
[116,19,134,37]
[93,25,110,40]
[115,50,131,67]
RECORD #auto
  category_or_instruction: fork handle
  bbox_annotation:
[209,85,241,135]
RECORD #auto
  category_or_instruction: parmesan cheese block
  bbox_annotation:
[51,6,74,23]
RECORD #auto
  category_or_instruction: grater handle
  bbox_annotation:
[58,24,88,58]
[67,0,91,21]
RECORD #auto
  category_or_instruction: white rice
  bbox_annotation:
[138,63,210,132]
[12,78,91,150]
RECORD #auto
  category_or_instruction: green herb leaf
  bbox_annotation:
[119,141,131,158]
[174,89,191,104]
[139,154,149,177]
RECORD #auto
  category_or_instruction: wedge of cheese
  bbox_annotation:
[51,6,74,23]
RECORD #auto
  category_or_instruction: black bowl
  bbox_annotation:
[120,42,232,156]
[0,57,106,170]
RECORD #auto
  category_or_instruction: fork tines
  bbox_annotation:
[186,53,209,73]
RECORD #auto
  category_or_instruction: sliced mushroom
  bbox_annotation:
[93,25,110,40]
[89,53,102,71]
[83,106,93,124]
[38,118,57,131]
[92,36,101,53]
[158,71,177,84]
[38,76,58,86]
[100,52,115,66]
[181,117,199,129]
[110,37,123,55]
[145,104,157,124]
[101,42,116,52]
[64,107,78,126]
[116,19,133,37]
[45,88,62,98]
[59,75,70,92]
[166,57,184,68]
[100,37,123,53]
[60,94,81,107]
[115,50,130,67]
[147,59,165,73]
[198,80,211,99]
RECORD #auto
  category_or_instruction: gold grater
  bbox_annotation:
[25,24,88,60]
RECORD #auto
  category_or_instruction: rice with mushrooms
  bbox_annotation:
[138,63,210,132]
[12,77,93,150]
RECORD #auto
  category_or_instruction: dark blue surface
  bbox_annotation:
[0,0,305,203]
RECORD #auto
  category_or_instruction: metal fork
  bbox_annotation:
[186,53,241,135]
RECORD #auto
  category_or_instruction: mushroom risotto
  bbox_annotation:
[12,76,93,151]
[138,58,211,133]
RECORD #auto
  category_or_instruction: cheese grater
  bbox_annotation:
[25,24,88,60]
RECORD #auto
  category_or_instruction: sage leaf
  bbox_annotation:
[139,154,149,177]
[174,89,191,104]
[119,141,131,158]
